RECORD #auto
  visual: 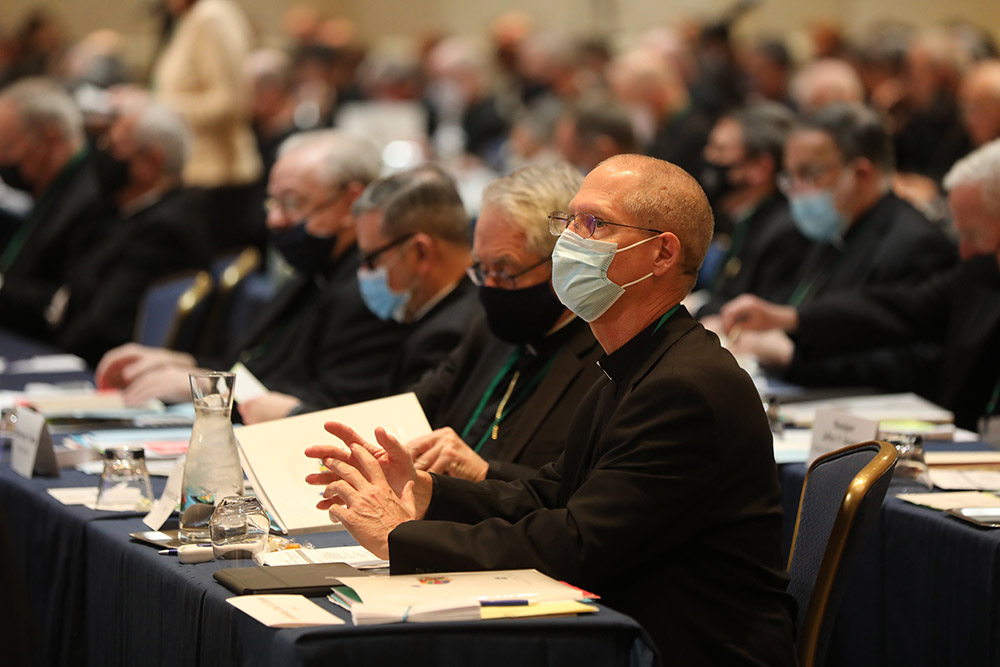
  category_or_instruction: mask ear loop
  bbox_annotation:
[613,233,661,287]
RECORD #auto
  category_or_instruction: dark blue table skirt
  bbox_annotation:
[778,442,1000,667]
[2,464,653,667]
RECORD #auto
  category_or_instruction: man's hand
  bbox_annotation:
[406,427,489,482]
[95,343,195,390]
[314,443,419,559]
[304,423,433,556]
[720,295,799,335]
[730,329,796,369]
[120,364,198,405]
[237,392,302,425]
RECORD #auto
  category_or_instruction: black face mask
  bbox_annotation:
[0,162,32,193]
[95,148,131,198]
[479,281,568,345]
[270,223,337,275]
[699,160,739,207]
[963,252,1000,289]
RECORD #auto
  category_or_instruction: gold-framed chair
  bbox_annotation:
[197,247,264,356]
[134,270,214,351]
[787,440,898,667]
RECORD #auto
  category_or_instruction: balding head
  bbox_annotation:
[961,59,1000,146]
[790,58,864,114]
[607,154,714,283]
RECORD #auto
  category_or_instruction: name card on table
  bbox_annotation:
[808,408,879,466]
[143,458,185,530]
[10,405,58,478]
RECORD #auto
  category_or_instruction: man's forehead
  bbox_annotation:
[785,130,839,163]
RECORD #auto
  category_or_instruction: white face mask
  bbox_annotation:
[550,229,658,322]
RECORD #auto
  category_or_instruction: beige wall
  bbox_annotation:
[5,0,1000,73]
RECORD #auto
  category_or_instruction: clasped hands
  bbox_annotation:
[304,422,433,559]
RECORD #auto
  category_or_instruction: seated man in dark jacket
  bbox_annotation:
[407,162,605,482]
[96,130,406,411]
[771,103,956,309]
[0,77,111,340]
[238,164,484,422]
[306,155,797,664]
[721,138,1000,432]
[48,100,211,365]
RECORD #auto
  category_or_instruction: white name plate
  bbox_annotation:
[808,408,879,467]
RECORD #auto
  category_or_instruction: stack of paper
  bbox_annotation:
[254,545,388,569]
[779,393,954,428]
[235,393,433,535]
[333,568,599,625]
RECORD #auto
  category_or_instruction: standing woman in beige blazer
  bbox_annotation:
[154,0,264,252]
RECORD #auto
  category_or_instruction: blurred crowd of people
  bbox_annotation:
[0,1,999,424]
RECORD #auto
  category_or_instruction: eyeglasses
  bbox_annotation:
[548,211,661,239]
[776,164,840,194]
[264,185,344,220]
[467,256,550,290]
[359,234,414,270]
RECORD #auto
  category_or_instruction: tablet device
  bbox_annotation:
[213,562,363,596]
[130,529,183,549]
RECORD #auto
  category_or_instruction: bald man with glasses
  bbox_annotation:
[306,155,797,665]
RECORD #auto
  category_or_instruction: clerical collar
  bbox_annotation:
[525,314,581,358]
[598,305,680,382]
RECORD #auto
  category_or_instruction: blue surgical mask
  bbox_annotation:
[551,229,658,322]
[788,189,846,242]
[357,265,411,322]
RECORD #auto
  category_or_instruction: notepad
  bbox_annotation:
[227,594,345,627]
[235,393,432,535]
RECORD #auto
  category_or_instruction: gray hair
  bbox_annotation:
[943,137,1000,215]
[0,77,84,144]
[277,129,382,188]
[379,165,470,246]
[480,161,583,257]
[797,102,895,172]
[132,103,191,178]
[730,101,796,166]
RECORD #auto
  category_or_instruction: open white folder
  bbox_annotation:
[235,393,432,535]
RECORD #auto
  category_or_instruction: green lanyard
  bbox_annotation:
[786,249,843,308]
[0,149,88,274]
[710,217,751,294]
[460,349,559,453]
[653,304,680,334]
[986,376,1000,416]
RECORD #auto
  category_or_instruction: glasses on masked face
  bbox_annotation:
[467,256,550,290]
[547,211,661,239]
[359,234,414,270]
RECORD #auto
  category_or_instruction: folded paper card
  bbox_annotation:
[235,393,432,535]
[227,594,345,627]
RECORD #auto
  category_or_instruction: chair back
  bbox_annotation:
[197,247,263,357]
[787,440,897,667]
[134,270,214,351]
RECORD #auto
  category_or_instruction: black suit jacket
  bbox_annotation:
[52,188,212,365]
[0,150,111,339]
[777,192,956,306]
[699,194,811,316]
[223,246,409,408]
[791,259,1000,430]
[383,278,483,394]
[391,309,797,664]
[414,314,605,480]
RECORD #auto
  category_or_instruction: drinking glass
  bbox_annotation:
[209,496,270,563]
[95,446,154,510]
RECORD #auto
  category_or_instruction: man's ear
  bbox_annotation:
[410,232,435,274]
[651,231,681,276]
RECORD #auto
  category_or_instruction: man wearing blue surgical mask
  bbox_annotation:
[306,155,797,664]
[351,166,480,392]
[772,103,956,308]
